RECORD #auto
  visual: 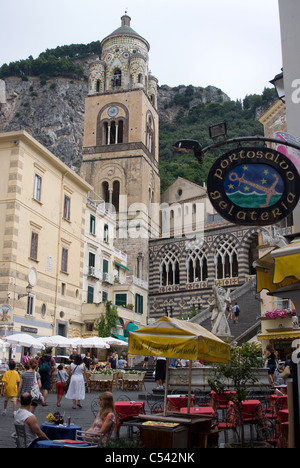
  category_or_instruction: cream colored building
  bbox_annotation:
[0,130,92,340]
[82,193,149,336]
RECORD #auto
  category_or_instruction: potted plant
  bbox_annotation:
[208,342,266,447]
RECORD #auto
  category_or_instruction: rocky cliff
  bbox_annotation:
[0,69,229,170]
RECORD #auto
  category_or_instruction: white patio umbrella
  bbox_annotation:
[0,339,9,349]
[102,336,128,347]
[79,336,110,349]
[68,337,85,348]
[3,333,45,350]
[37,335,73,348]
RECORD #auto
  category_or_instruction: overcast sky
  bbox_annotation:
[0,0,283,101]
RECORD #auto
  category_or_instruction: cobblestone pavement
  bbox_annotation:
[0,381,157,448]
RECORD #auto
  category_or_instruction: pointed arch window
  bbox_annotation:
[186,247,208,283]
[215,239,238,279]
[160,250,180,286]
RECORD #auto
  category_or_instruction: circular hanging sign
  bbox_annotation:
[207,147,300,226]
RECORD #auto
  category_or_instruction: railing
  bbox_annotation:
[102,272,114,284]
[88,266,100,279]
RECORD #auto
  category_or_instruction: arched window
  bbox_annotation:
[103,119,124,145]
[96,80,101,93]
[160,250,180,286]
[101,181,109,204]
[112,68,122,88]
[112,180,120,213]
[186,247,208,283]
[215,239,238,279]
[146,113,155,155]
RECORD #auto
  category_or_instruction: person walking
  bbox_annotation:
[233,302,240,324]
[54,364,68,407]
[266,344,278,387]
[155,356,166,390]
[18,359,43,413]
[38,348,56,406]
[227,304,234,320]
[65,354,88,409]
[2,360,20,417]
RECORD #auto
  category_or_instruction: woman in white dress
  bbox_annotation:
[65,355,88,409]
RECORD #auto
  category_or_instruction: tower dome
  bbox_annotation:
[102,14,150,51]
[88,14,157,104]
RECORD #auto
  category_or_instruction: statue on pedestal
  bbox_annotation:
[208,285,232,339]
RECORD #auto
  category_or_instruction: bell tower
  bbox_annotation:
[81,14,160,284]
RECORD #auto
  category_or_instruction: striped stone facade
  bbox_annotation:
[148,219,266,319]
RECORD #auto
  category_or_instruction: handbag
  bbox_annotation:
[281,365,291,380]
[31,372,43,402]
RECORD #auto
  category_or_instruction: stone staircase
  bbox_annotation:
[190,277,261,344]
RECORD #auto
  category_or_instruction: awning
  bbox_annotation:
[258,330,300,341]
[112,333,128,342]
[124,322,139,337]
[256,239,300,293]
[114,261,129,271]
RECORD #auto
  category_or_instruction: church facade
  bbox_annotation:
[80,14,270,322]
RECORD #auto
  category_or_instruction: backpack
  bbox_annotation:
[39,355,51,373]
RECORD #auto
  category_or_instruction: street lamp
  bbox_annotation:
[173,139,204,164]
[208,122,227,140]
[18,284,33,300]
[270,70,285,103]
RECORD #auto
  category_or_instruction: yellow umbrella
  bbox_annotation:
[256,240,300,293]
[128,316,230,363]
[128,317,230,415]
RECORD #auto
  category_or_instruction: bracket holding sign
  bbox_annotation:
[173,134,300,226]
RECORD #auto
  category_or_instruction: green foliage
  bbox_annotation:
[93,301,119,337]
[0,41,100,80]
[159,88,276,192]
[208,342,262,445]
[99,438,144,448]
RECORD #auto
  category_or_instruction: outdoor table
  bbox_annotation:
[227,400,263,425]
[35,439,90,448]
[166,395,195,411]
[278,409,289,423]
[270,394,288,411]
[115,401,145,420]
[227,400,263,444]
[210,391,236,411]
[180,406,216,416]
[115,400,145,436]
[40,423,81,440]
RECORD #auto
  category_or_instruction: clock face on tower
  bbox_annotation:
[108,106,119,117]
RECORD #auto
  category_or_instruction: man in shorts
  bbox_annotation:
[233,303,240,324]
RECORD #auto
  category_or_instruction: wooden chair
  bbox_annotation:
[138,372,147,391]
[122,373,139,391]
[112,371,121,389]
